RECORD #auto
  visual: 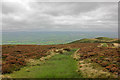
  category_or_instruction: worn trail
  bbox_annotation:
[4,49,82,78]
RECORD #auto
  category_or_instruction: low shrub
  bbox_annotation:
[110,67,118,72]
[63,48,71,51]
[101,61,109,67]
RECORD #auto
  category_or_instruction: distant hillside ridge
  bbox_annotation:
[69,37,120,43]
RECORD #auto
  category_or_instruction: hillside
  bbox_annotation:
[1,37,120,78]
[69,37,120,44]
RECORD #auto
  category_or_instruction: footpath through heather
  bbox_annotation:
[4,49,82,78]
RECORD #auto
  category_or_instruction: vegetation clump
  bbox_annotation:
[75,44,119,77]
[63,48,71,51]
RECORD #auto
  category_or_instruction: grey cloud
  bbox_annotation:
[2,2,118,32]
[36,2,100,16]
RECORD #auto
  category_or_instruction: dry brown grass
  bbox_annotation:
[73,49,117,78]
[76,59,117,78]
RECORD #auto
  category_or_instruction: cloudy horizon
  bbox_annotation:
[1,1,118,32]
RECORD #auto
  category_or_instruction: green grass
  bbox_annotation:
[101,43,108,47]
[95,37,113,40]
[5,49,82,78]
[69,37,118,44]
[69,39,96,43]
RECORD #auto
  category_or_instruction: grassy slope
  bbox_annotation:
[69,37,119,43]
[5,49,82,78]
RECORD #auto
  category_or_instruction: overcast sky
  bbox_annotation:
[1,0,118,32]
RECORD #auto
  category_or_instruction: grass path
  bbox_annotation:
[5,49,82,78]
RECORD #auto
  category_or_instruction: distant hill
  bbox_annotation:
[69,37,120,44]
